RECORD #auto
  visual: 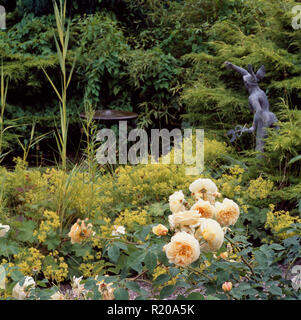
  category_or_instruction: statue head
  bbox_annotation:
[243,64,266,90]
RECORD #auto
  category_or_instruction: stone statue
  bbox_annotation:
[225,61,278,154]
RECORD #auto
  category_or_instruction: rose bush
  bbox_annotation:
[0,134,300,300]
[0,158,299,300]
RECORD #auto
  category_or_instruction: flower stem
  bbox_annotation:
[224,235,256,278]
[187,266,213,282]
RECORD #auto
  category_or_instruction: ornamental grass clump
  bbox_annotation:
[164,178,240,267]
[41,0,76,171]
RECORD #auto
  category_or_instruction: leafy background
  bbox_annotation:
[0,0,300,300]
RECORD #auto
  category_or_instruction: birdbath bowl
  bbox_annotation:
[80,109,138,128]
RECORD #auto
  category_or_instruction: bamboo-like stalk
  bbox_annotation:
[0,62,24,163]
[16,123,51,163]
[42,0,76,171]
[0,62,8,161]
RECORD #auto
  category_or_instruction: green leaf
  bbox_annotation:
[186,292,204,300]
[131,263,143,274]
[169,268,181,278]
[108,244,120,264]
[269,244,285,251]
[125,281,142,293]
[0,240,19,256]
[136,226,152,241]
[33,288,55,300]
[157,250,169,265]
[297,199,301,214]
[269,286,282,296]
[37,279,49,288]
[44,236,61,251]
[135,295,148,300]
[206,295,220,300]
[160,285,175,299]
[84,278,98,291]
[11,270,24,282]
[288,155,301,165]
[114,288,129,300]
[175,280,190,288]
[153,273,170,286]
[238,283,252,291]
[148,202,169,216]
[16,220,37,242]
[72,243,91,257]
[127,251,146,269]
[145,251,157,273]
[254,250,268,266]
[114,242,128,251]
[96,275,119,284]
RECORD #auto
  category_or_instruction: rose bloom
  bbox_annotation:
[168,210,201,231]
[112,225,126,236]
[191,199,215,219]
[219,251,229,260]
[163,231,200,267]
[222,281,233,292]
[0,224,10,237]
[189,178,219,203]
[169,190,185,214]
[50,291,65,300]
[68,219,93,244]
[0,266,5,290]
[195,218,224,252]
[215,198,240,227]
[96,277,115,300]
[178,226,194,236]
[152,224,168,236]
[12,276,35,300]
[72,276,88,297]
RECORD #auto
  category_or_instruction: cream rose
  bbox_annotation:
[12,276,35,300]
[191,199,215,219]
[215,198,240,226]
[168,210,201,231]
[163,231,200,267]
[222,281,233,292]
[179,226,195,235]
[195,218,224,252]
[0,266,6,290]
[71,276,87,297]
[68,219,93,244]
[0,224,10,238]
[152,224,168,236]
[112,225,126,236]
[50,291,65,300]
[96,277,115,300]
[169,190,185,214]
[189,178,218,203]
